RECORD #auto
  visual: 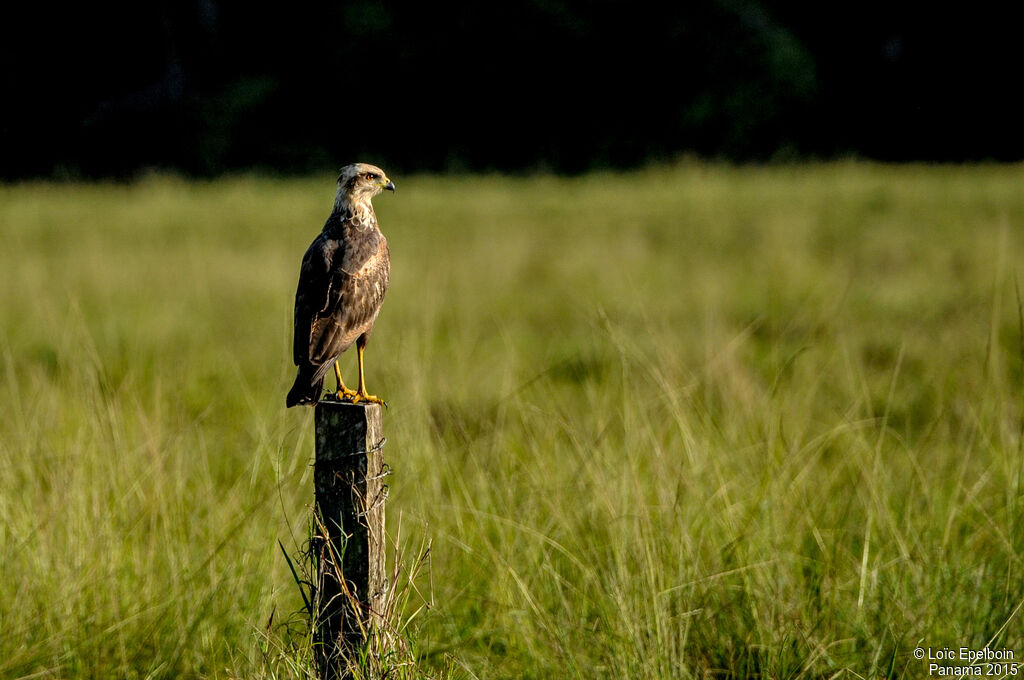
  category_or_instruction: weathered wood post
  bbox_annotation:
[312,401,388,680]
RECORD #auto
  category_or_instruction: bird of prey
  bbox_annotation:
[286,163,395,407]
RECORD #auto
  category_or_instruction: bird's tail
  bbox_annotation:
[286,366,324,407]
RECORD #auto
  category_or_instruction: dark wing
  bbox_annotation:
[293,227,388,375]
[292,233,339,366]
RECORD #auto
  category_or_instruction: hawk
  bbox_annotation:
[286,163,394,407]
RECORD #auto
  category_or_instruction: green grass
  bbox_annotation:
[1,162,1023,678]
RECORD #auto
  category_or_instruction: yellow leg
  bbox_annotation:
[351,340,385,406]
[333,361,358,401]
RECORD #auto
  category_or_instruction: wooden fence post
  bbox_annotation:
[312,401,388,680]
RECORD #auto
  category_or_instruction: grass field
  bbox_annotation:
[1,163,1023,679]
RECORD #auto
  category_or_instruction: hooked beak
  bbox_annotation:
[384,180,396,192]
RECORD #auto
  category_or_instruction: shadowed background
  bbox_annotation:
[2,0,1023,179]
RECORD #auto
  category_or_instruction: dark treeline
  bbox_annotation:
[3,1,1023,179]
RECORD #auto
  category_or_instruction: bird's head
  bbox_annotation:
[336,163,395,203]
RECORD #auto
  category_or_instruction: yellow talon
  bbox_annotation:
[333,362,359,402]
[351,391,386,406]
[335,387,359,402]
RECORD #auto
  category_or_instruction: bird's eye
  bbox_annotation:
[366,173,377,181]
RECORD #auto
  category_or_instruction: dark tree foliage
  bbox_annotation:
[1,0,1021,179]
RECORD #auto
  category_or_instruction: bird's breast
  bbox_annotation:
[347,237,390,306]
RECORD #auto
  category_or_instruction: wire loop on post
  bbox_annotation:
[312,437,388,467]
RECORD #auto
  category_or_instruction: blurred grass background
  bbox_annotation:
[1,163,1022,678]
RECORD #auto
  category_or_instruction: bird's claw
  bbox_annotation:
[351,392,387,408]
[334,387,360,402]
